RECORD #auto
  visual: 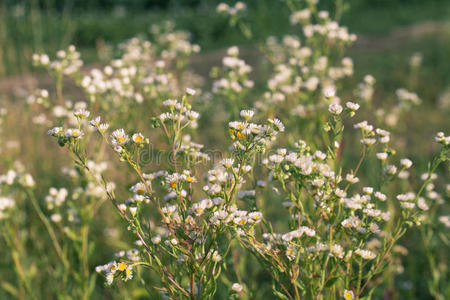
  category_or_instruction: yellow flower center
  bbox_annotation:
[239,219,246,225]
[170,181,177,188]
[237,132,245,139]
[118,263,127,271]
[134,136,143,142]
[137,188,145,195]
[344,292,353,300]
[117,137,125,143]
[186,176,193,182]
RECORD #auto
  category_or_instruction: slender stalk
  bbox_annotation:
[26,189,69,269]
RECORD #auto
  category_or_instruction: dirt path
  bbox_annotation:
[1,20,449,97]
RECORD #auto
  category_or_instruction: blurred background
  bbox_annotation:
[1,0,450,75]
[1,0,449,164]
[0,0,449,299]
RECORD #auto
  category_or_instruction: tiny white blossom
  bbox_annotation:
[328,103,343,115]
[231,283,243,293]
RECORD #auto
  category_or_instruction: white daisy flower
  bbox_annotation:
[111,129,129,146]
[240,110,254,120]
[132,133,145,143]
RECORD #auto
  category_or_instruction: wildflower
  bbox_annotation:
[330,244,345,258]
[151,235,161,244]
[343,290,355,300]
[185,175,196,183]
[376,152,388,160]
[355,249,376,260]
[90,116,101,128]
[106,273,114,285]
[231,283,243,293]
[328,103,343,115]
[185,87,196,96]
[0,197,15,219]
[369,223,380,234]
[439,216,450,228]
[421,172,437,181]
[98,123,109,133]
[346,102,359,116]
[363,187,373,194]
[323,86,336,98]
[186,110,199,121]
[400,202,415,209]
[234,217,247,226]
[233,2,248,13]
[65,128,84,139]
[48,127,62,136]
[19,174,35,187]
[396,192,415,202]
[385,165,397,175]
[118,262,127,271]
[341,216,361,228]
[229,121,245,130]
[379,135,390,144]
[346,174,359,184]
[375,192,387,201]
[125,267,133,281]
[162,99,178,108]
[211,251,222,262]
[51,214,62,223]
[400,158,413,169]
[216,3,230,13]
[166,174,181,189]
[130,182,146,195]
[361,138,376,146]
[269,118,285,132]
[248,212,263,223]
[220,158,234,168]
[318,10,329,19]
[118,204,127,212]
[111,129,129,146]
[417,198,429,211]
[129,207,137,216]
[290,9,311,25]
[314,150,327,160]
[381,212,391,221]
[435,132,450,145]
[240,110,254,120]
[269,154,284,163]
[285,246,297,261]
[74,109,90,119]
[132,133,145,143]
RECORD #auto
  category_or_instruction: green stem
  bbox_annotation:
[26,188,69,269]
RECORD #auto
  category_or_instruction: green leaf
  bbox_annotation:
[324,277,339,288]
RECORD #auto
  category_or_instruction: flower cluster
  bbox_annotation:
[12,0,447,299]
[216,2,247,16]
[33,45,83,76]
